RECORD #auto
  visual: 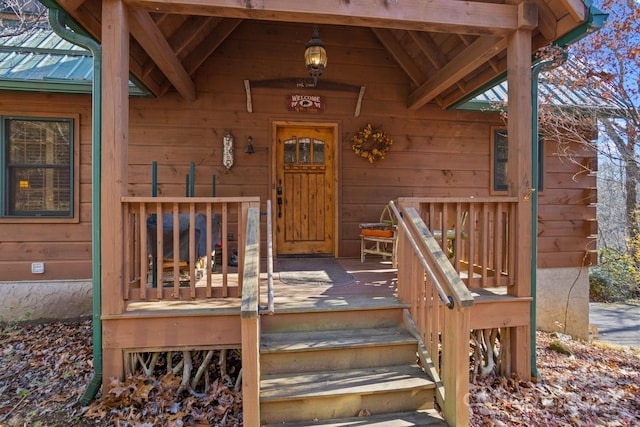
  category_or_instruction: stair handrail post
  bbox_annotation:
[441,303,471,426]
[240,206,261,426]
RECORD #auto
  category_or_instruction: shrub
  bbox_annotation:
[589,247,639,302]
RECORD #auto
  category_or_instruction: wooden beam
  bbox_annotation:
[506,28,532,381]
[170,15,219,57]
[123,0,522,36]
[408,36,506,110]
[55,0,102,40]
[457,34,500,74]
[409,31,446,70]
[518,0,538,30]
[101,0,130,388]
[371,28,424,87]
[55,0,164,97]
[182,18,243,75]
[438,27,555,109]
[129,9,196,100]
[248,78,361,92]
[558,0,587,22]
[534,0,558,40]
[412,31,462,101]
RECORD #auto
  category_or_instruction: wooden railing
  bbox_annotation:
[240,206,261,427]
[122,196,260,301]
[398,197,518,289]
[393,201,475,426]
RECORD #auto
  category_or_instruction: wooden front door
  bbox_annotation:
[274,123,335,255]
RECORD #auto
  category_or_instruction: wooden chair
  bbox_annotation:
[360,204,398,267]
[433,210,468,259]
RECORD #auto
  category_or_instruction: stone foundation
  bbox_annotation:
[536,267,589,340]
[0,279,92,323]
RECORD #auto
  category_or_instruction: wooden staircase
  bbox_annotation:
[259,298,447,426]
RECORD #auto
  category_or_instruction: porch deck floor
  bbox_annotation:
[125,258,399,313]
[125,257,524,317]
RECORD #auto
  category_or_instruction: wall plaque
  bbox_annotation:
[287,94,325,113]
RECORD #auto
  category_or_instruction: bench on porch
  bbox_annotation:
[146,213,221,283]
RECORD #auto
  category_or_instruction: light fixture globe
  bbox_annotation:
[304,25,327,84]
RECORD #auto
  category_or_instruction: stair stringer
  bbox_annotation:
[403,308,446,409]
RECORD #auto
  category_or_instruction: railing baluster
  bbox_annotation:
[172,204,180,297]
[156,203,164,300]
[205,204,213,298]
[221,202,228,297]
[139,203,147,300]
[480,202,489,286]
[508,204,517,287]
[495,202,504,285]
[133,209,140,290]
[189,204,196,298]
[467,204,476,286]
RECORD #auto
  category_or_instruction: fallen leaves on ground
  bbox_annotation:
[470,331,640,426]
[1,320,639,426]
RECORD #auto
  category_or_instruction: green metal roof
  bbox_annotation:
[0,26,94,92]
[458,58,626,114]
[0,26,148,95]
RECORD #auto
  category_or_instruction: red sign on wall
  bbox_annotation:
[287,94,325,113]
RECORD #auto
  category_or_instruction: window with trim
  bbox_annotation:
[492,128,543,193]
[2,117,73,218]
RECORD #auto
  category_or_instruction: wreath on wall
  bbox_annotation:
[351,124,393,163]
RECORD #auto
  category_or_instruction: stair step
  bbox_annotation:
[261,364,434,402]
[260,364,436,424]
[261,327,416,353]
[262,409,447,426]
[260,326,419,374]
[261,299,407,333]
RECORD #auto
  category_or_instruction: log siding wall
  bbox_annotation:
[0,21,596,281]
[0,95,92,281]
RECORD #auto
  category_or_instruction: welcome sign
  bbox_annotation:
[287,94,325,112]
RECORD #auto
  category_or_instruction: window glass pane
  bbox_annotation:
[492,129,543,192]
[494,130,508,191]
[299,138,310,163]
[8,120,70,165]
[313,139,325,164]
[5,118,72,217]
[8,168,71,215]
[284,139,296,163]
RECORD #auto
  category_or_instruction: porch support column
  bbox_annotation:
[101,0,130,387]
[506,28,532,380]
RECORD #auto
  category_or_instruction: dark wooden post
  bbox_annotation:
[506,19,534,380]
[101,0,130,388]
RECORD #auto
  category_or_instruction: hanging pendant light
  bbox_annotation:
[304,25,327,84]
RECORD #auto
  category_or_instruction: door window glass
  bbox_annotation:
[313,139,325,164]
[284,139,296,163]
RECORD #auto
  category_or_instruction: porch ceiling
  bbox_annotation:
[52,0,590,109]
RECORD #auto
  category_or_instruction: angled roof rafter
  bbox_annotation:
[129,9,195,100]
[408,36,507,110]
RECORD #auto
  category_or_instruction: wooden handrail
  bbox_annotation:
[240,207,261,426]
[390,202,472,308]
[240,207,261,317]
[395,200,474,427]
[401,206,474,308]
[122,196,260,203]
